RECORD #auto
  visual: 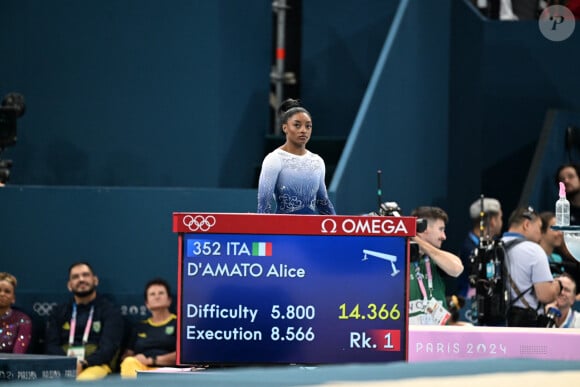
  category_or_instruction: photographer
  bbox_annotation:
[408,206,463,325]
[502,207,562,327]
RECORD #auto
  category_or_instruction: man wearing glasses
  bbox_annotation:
[502,207,563,327]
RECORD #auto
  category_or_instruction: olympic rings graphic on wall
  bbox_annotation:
[32,302,57,316]
[183,215,216,232]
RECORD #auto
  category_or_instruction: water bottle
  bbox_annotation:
[556,182,570,226]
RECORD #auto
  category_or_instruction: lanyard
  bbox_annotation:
[69,304,95,346]
[562,310,573,328]
[414,256,433,300]
[468,232,479,246]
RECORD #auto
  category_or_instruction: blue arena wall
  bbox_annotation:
[0,0,271,188]
[331,0,580,251]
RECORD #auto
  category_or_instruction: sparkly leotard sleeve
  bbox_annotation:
[0,309,32,354]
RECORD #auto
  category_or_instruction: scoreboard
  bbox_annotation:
[173,213,415,365]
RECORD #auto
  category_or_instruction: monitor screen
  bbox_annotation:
[174,213,414,365]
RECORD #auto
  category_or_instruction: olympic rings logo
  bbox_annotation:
[33,302,57,317]
[183,215,216,232]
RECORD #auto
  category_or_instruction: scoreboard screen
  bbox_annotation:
[173,213,414,365]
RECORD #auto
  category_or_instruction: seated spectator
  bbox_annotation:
[446,295,473,326]
[44,262,124,381]
[539,211,566,276]
[539,211,580,286]
[546,273,580,328]
[0,272,32,353]
[120,278,177,378]
[555,163,580,225]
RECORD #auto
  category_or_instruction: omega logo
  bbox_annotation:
[321,219,338,233]
[321,218,408,234]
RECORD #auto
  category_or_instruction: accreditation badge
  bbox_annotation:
[67,346,86,361]
[425,297,451,326]
[409,314,428,325]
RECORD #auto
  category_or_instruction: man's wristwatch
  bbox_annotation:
[151,355,157,366]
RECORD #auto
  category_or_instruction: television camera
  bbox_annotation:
[371,170,427,263]
[373,201,427,263]
[469,236,508,325]
[468,195,509,325]
[0,92,26,184]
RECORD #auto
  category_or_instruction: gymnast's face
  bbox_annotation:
[283,112,312,147]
